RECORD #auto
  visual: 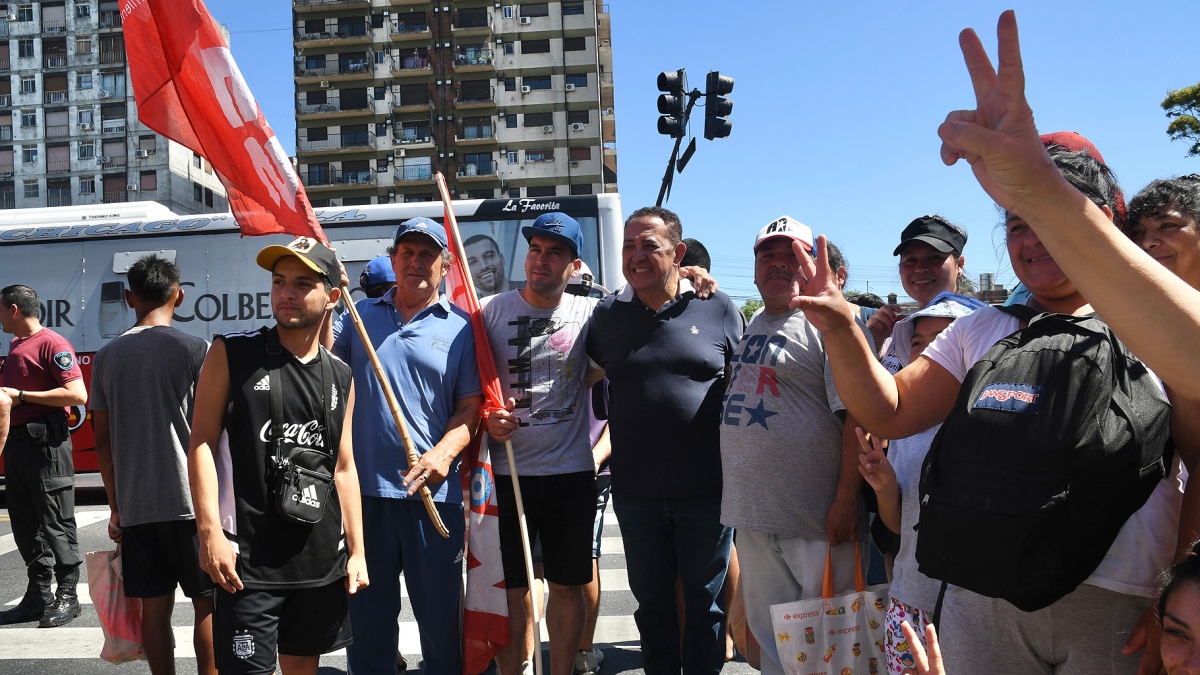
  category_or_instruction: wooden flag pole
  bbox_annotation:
[339,285,450,539]
[434,173,542,675]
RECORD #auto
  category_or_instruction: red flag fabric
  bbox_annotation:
[120,0,325,243]
[437,188,510,673]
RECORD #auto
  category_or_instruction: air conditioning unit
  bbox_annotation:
[393,148,405,157]
[602,108,614,116]
[564,84,576,92]
[98,90,110,98]
[78,122,92,130]
[126,183,138,191]
[320,80,332,89]
[135,149,150,158]
[570,122,585,132]
[569,161,579,168]
[520,85,531,94]
[541,124,554,133]
[97,157,108,164]
[519,16,532,24]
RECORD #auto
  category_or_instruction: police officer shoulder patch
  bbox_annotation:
[53,351,74,371]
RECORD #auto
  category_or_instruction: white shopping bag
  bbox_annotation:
[770,544,889,675]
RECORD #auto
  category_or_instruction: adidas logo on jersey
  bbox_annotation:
[253,375,270,391]
[293,484,321,509]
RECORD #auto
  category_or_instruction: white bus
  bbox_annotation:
[0,194,625,472]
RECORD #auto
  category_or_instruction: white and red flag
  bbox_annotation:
[120,0,325,242]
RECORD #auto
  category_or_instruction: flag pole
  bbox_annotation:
[338,289,450,539]
[435,173,543,675]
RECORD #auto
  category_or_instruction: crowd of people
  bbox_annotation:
[1,10,1200,675]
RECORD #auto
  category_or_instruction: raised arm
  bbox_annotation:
[939,10,1200,399]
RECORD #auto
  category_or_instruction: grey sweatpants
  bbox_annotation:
[939,583,1151,675]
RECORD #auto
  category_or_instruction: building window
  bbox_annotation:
[77,73,93,89]
[569,146,591,161]
[562,1,585,15]
[79,176,95,194]
[343,196,371,206]
[20,110,36,127]
[16,4,34,22]
[523,76,551,90]
[193,152,202,169]
[504,77,516,92]
[78,140,96,159]
[404,192,432,203]
[526,185,556,197]
[563,37,586,51]
[19,76,36,94]
[566,74,588,89]
[523,111,553,127]
[193,182,202,201]
[76,3,91,19]
[23,180,39,198]
[22,146,37,164]
[525,148,553,163]
[18,39,34,58]
[78,109,94,125]
[140,170,156,191]
[99,71,125,97]
[77,36,92,53]
[204,187,213,207]
[504,114,517,128]
[507,151,518,164]
[570,183,593,195]
[502,5,514,19]
[520,3,548,18]
[521,39,550,54]
[307,127,328,142]
[567,110,590,125]
[503,42,514,55]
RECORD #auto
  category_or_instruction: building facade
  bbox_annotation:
[0,0,227,213]
[292,0,616,205]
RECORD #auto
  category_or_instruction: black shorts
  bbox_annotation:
[213,580,352,675]
[496,471,595,587]
[121,520,213,599]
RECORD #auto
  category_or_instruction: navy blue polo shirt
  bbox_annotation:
[586,280,743,498]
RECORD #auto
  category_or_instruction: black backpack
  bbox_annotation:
[916,305,1173,613]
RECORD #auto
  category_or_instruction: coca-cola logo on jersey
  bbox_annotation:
[259,420,325,447]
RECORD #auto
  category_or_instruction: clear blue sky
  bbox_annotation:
[204,0,1200,305]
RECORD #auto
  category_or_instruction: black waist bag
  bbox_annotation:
[916,307,1173,612]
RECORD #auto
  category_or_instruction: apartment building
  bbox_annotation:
[292,0,616,205]
[0,0,227,213]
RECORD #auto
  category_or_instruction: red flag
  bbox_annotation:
[434,178,509,673]
[120,0,326,243]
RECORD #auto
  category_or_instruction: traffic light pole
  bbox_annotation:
[656,90,701,207]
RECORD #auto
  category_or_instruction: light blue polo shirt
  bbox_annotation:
[332,288,482,502]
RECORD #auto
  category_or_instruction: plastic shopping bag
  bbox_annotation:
[86,550,146,664]
[770,544,889,675]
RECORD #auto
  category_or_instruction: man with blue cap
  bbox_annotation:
[482,211,606,675]
[326,217,484,675]
[359,255,396,299]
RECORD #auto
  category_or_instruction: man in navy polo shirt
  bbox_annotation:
[327,217,484,675]
[586,206,743,674]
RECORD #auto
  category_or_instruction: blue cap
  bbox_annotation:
[360,255,395,287]
[522,212,583,258]
[393,217,448,251]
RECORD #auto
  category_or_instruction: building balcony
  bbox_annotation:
[389,0,433,6]
[99,155,127,169]
[44,90,68,104]
[295,58,374,80]
[99,10,122,29]
[46,124,69,138]
[456,160,495,180]
[44,54,67,69]
[100,49,126,65]
[455,123,495,145]
[451,11,492,36]
[293,0,371,11]
[452,49,494,73]
[0,57,8,71]
[102,190,128,203]
[394,164,433,183]
[0,126,10,141]
[0,94,11,107]
[101,120,127,134]
[295,20,372,45]
[296,94,374,116]
[390,55,431,77]
[394,127,433,147]
[0,20,8,37]
[42,19,67,34]
[48,193,71,207]
[302,168,377,189]
[0,193,14,209]
[0,164,13,178]
[453,86,494,109]
[391,93,432,112]
[47,160,71,173]
[297,131,377,153]
[389,21,430,42]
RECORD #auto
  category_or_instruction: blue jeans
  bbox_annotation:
[347,497,465,675]
[612,494,733,675]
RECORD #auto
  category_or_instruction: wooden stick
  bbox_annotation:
[434,172,542,675]
[339,284,450,539]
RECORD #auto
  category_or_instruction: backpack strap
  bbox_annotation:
[932,580,948,632]
[995,303,1039,327]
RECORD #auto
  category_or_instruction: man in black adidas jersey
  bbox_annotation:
[187,236,368,675]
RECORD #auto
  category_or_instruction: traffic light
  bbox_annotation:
[704,71,734,140]
[657,69,687,138]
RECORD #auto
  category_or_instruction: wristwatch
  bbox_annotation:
[17,390,25,404]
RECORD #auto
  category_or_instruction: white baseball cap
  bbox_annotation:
[754,215,814,253]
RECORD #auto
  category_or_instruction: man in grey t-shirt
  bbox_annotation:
[484,212,602,675]
[91,255,215,675]
[719,217,869,675]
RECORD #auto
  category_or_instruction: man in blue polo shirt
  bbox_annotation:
[586,206,744,675]
[327,217,484,675]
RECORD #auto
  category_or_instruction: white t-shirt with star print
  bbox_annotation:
[719,308,872,539]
